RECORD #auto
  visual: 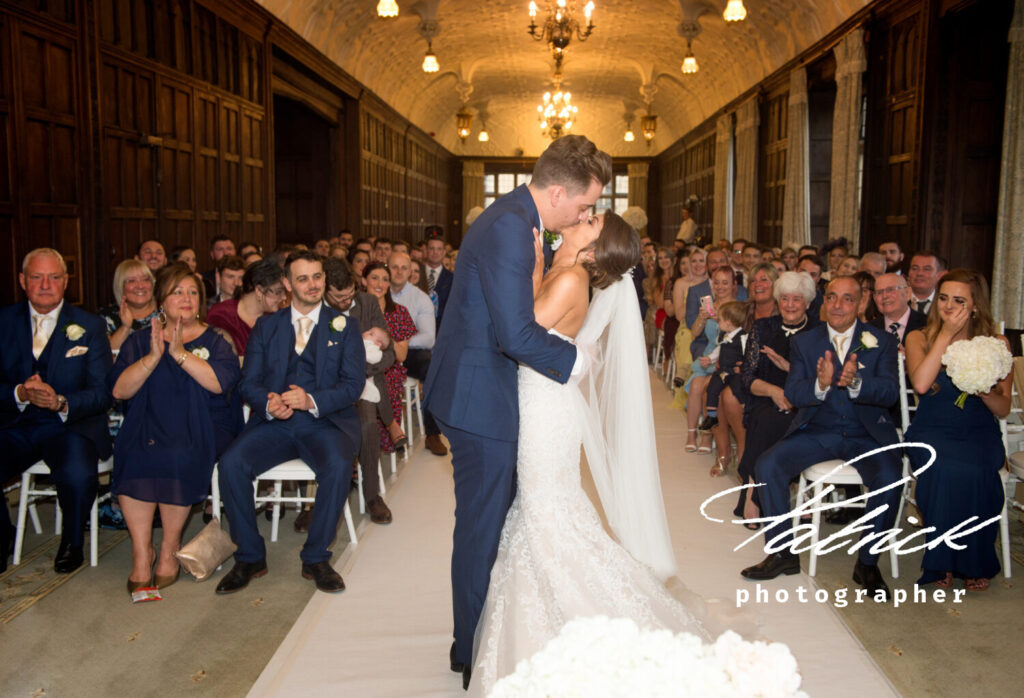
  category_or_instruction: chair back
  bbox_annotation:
[897,352,916,433]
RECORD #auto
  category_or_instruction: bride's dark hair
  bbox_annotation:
[583,211,642,289]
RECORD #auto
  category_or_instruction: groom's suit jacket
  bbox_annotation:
[782,320,899,446]
[239,303,365,447]
[425,184,577,442]
[0,301,112,457]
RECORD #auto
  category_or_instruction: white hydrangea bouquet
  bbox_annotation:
[490,616,808,698]
[941,335,1013,408]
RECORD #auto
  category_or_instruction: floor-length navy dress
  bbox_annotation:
[109,327,242,505]
[905,369,1004,583]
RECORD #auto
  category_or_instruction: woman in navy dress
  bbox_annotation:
[110,263,242,595]
[905,269,1012,592]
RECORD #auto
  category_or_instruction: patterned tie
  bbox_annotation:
[32,315,50,359]
[888,322,900,337]
[833,334,847,362]
[427,268,437,293]
[295,317,312,355]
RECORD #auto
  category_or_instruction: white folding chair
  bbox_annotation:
[402,376,425,451]
[652,329,664,372]
[665,356,676,388]
[211,461,358,546]
[12,457,113,567]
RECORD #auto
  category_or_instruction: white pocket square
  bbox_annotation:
[858,362,865,369]
[328,340,339,347]
[65,346,89,358]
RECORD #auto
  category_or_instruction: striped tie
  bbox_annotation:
[427,268,437,293]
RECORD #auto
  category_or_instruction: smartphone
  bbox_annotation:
[701,295,715,318]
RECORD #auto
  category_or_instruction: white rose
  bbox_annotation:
[330,316,347,333]
[548,234,563,251]
[65,323,86,341]
[191,346,210,360]
[859,331,878,350]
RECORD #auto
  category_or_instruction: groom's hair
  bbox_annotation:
[531,135,612,195]
[584,211,642,290]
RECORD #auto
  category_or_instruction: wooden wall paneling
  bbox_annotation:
[241,107,265,243]
[220,98,242,244]
[0,14,16,302]
[196,90,220,250]
[684,134,715,243]
[155,75,195,248]
[655,141,685,244]
[807,54,837,248]
[758,89,789,247]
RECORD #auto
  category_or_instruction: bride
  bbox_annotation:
[468,211,710,695]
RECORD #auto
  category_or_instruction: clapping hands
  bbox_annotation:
[816,350,859,391]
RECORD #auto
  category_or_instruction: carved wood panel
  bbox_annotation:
[758,91,788,247]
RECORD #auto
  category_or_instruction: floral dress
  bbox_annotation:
[378,302,416,452]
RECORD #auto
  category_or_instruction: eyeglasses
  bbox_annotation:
[875,285,907,296]
[260,286,286,297]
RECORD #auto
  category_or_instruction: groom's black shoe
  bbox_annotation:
[853,560,890,601]
[740,552,800,580]
[449,642,465,673]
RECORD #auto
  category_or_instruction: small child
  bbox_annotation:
[700,300,749,431]
[360,327,389,403]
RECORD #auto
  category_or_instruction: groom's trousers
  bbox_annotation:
[436,416,518,665]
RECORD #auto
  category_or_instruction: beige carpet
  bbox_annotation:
[250,374,897,697]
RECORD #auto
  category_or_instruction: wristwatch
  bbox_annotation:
[55,394,67,412]
[847,376,862,391]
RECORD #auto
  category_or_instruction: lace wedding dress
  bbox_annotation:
[468,328,711,696]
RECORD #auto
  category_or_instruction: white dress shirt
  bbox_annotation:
[267,303,323,419]
[885,307,913,343]
[390,282,436,350]
[815,324,862,400]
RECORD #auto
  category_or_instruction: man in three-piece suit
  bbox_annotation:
[425,135,610,688]
[742,276,902,599]
[0,248,112,573]
[215,251,365,595]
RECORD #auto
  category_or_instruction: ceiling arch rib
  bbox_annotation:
[256,0,870,155]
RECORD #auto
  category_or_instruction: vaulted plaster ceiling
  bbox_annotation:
[257,0,869,157]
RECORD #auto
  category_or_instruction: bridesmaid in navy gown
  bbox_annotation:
[110,263,242,595]
[904,269,1012,592]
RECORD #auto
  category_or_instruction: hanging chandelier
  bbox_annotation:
[537,76,578,140]
[528,1,595,69]
[723,1,747,22]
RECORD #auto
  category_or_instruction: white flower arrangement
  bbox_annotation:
[490,616,808,698]
[851,330,878,354]
[544,230,563,252]
[64,323,86,341]
[941,335,1012,408]
[330,316,347,333]
[191,346,210,361]
[620,206,648,232]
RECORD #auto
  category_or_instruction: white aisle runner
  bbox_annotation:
[249,374,897,697]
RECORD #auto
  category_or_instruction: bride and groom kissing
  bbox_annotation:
[424,136,708,695]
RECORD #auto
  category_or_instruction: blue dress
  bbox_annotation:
[686,318,720,389]
[905,369,1004,582]
[109,327,243,506]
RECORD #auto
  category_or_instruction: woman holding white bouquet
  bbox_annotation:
[905,268,1013,591]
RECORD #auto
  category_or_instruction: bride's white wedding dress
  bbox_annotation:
[469,321,711,696]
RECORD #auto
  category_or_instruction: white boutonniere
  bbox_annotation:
[330,316,347,333]
[852,331,878,354]
[191,347,210,360]
[543,230,563,251]
[64,323,86,341]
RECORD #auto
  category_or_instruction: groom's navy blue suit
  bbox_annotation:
[425,184,577,664]
[754,321,902,564]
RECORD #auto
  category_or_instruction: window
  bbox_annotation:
[595,174,629,215]
[484,172,531,208]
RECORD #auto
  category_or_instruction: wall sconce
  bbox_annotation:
[640,114,657,143]
[456,109,473,141]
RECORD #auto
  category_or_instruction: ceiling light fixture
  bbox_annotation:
[624,124,635,142]
[422,44,439,73]
[377,0,399,18]
[528,1,595,70]
[723,0,747,23]
[456,108,473,141]
[537,72,578,140]
[641,114,657,143]
[677,19,701,75]
[681,43,699,74]
[478,123,490,142]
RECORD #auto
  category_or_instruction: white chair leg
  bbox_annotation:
[357,463,366,514]
[414,386,424,436]
[54,502,62,535]
[808,481,823,577]
[343,498,357,546]
[390,450,397,476]
[13,472,31,565]
[270,480,282,542]
[211,465,222,522]
[378,462,386,497]
[90,498,99,567]
[28,501,43,535]
[1001,501,1012,579]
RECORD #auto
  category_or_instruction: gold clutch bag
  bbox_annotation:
[174,517,237,581]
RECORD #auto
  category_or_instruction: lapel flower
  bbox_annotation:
[851,330,878,354]
[191,346,210,360]
[330,316,347,333]
[65,323,86,341]
[543,229,563,251]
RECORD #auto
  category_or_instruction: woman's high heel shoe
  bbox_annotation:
[685,429,698,453]
[127,576,154,595]
[155,567,180,590]
[709,456,727,478]
[696,432,713,454]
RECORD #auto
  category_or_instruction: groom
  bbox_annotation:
[425,135,612,688]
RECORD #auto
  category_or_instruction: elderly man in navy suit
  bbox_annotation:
[0,248,112,573]
[215,250,365,595]
[742,276,902,599]
[425,135,610,688]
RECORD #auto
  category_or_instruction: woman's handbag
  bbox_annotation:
[174,517,237,581]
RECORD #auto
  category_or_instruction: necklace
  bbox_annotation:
[781,316,808,337]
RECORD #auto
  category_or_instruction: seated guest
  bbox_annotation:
[409,258,428,295]
[243,251,263,266]
[350,249,370,289]
[836,256,860,278]
[323,258,398,525]
[853,271,881,325]
[168,246,197,272]
[820,237,850,281]
[207,259,286,356]
[328,243,348,261]
[364,262,417,455]
[423,235,454,326]
[797,254,826,317]
[0,248,112,573]
[110,263,241,594]
[879,241,905,274]
[411,240,426,262]
[100,259,159,352]
[388,252,447,456]
[216,251,365,594]
[314,239,331,257]
[908,251,947,315]
[733,271,818,528]
[202,235,237,300]
[858,252,886,278]
[905,269,1011,591]
[741,276,900,599]
[392,240,410,256]
[238,242,261,259]
[372,238,392,263]
[871,272,925,346]
[702,300,748,477]
[208,255,246,308]
[780,247,798,271]
[136,239,167,272]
